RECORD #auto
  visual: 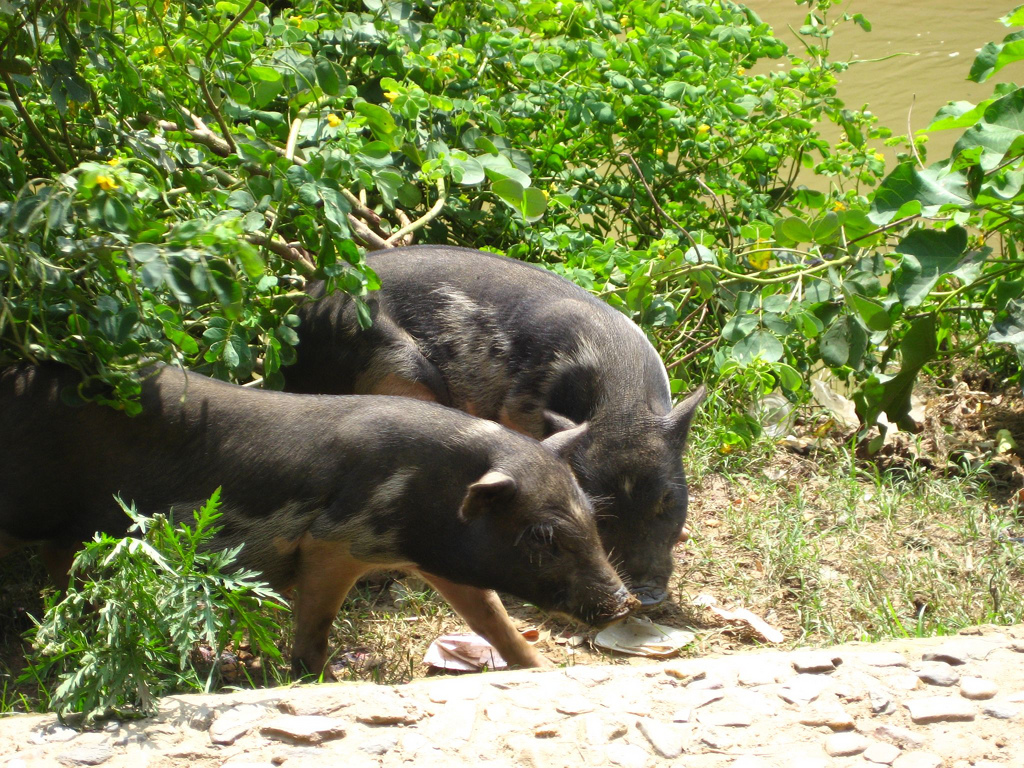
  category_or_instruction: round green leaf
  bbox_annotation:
[779,216,814,243]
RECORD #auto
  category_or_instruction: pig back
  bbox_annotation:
[0,364,494,551]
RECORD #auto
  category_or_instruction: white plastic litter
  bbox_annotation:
[593,616,696,658]
[422,633,508,671]
[693,593,784,644]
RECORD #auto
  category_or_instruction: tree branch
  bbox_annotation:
[147,115,232,157]
[384,178,446,247]
[348,214,389,250]
[245,235,316,276]
[667,337,718,368]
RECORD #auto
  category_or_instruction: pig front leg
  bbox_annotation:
[291,534,369,677]
[416,570,553,669]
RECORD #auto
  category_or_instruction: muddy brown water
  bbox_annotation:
[742,1,1017,163]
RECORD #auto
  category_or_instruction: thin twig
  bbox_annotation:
[0,0,45,59]
[206,0,260,58]
[664,302,711,362]
[384,178,447,246]
[349,214,389,250]
[908,94,924,170]
[199,73,237,155]
[847,214,920,245]
[393,208,414,246]
[341,188,382,227]
[694,175,733,250]
[285,117,301,161]
[619,152,697,247]
[148,115,232,156]
[1,71,66,171]
[668,337,718,368]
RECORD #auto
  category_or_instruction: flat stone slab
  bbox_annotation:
[874,723,926,749]
[921,643,972,665]
[915,662,959,687]
[636,718,685,759]
[905,696,977,724]
[982,701,1019,719]
[791,652,838,674]
[863,741,901,765]
[892,752,943,768]
[56,747,112,766]
[209,704,267,745]
[778,674,831,704]
[959,676,997,700]
[824,731,868,757]
[258,715,346,744]
[797,703,854,731]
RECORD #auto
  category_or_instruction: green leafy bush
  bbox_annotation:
[0,0,875,394]
[24,490,287,724]
[0,0,1020,445]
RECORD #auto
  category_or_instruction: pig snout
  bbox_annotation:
[576,581,640,628]
[605,585,641,624]
[630,583,669,608]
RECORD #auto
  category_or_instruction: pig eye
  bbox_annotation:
[525,523,558,551]
[655,490,675,516]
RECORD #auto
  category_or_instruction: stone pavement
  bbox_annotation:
[2,625,1023,768]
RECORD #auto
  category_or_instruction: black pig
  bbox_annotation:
[0,364,636,673]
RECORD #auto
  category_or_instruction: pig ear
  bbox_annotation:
[664,384,706,449]
[458,470,518,522]
[541,414,589,460]
[542,409,579,435]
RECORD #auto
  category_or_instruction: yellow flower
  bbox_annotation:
[874,152,885,162]
[152,46,166,57]
[96,175,119,191]
[696,123,710,135]
[831,201,847,212]
[426,54,438,63]
[384,90,399,102]
[748,238,771,270]
[655,148,664,157]
[737,67,746,75]
[542,189,549,200]
[107,157,120,166]
[327,113,341,127]
[619,16,629,25]
[289,15,302,25]
[718,443,734,455]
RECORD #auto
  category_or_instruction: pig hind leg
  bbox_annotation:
[0,533,77,592]
[415,570,553,669]
[354,320,451,405]
[39,542,78,592]
[290,534,371,677]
